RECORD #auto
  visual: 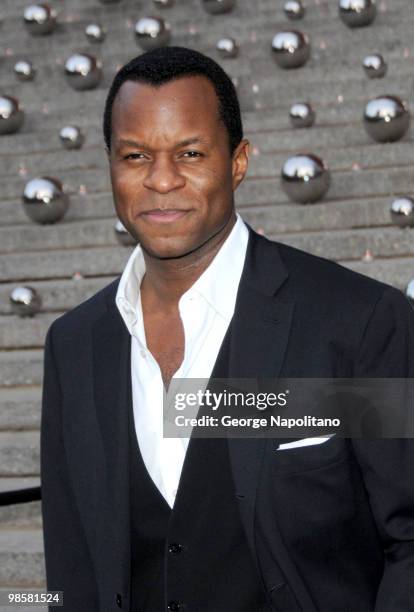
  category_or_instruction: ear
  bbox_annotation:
[232,138,250,191]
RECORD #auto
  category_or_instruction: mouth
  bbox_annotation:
[140,208,191,224]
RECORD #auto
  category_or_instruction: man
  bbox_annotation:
[41,46,414,611]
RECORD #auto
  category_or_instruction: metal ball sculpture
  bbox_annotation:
[363,53,387,78]
[289,102,315,128]
[23,4,57,36]
[85,23,106,43]
[202,0,236,15]
[14,60,36,81]
[406,279,414,305]
[281,154,331,203]
[59,126,84,150]
[10,287,42,317]
[390,197,414,228]
[64,53,103,91]
[284,0,306,20]
[22,177,69,224]
[216,37,239,58]
[153,0,175,6]
[364,96,410,143]
[339,0,376,28]
[271,30,311,69]
[134,17,171,51]
[0,95,24,135]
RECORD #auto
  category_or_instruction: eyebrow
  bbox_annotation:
[115,136,210,151]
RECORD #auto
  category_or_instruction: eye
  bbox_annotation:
[182,150,203,158]
[124,153,146,160]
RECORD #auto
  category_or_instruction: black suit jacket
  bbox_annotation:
[41,225,414,611]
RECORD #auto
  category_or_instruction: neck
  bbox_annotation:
[141,211,237,310]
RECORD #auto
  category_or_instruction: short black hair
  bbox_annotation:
[103,46,243,155]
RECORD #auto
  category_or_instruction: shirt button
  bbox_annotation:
[168,542,183,554]
[167,602,183,611]
[140,349,146,358]
[115,593,122,607]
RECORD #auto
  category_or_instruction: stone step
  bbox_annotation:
[344,257,414,292]
[0,501,42,531]
[0,277,113,315]
[0,245,131,283]
[268,225,414,263]
[0,529,45,588]
[0,478,42,531]
[0,432,40,477]
[0,224,413,286]
[0,314,60,350]
[0,351,44,388]
[0,194,401,259]
[2,0,408,18]
[0,388,41,430]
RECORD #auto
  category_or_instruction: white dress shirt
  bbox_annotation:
[115,213,249,508]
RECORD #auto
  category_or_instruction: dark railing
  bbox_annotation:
[0,486,41,506]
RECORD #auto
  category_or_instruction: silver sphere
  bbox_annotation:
[59,125,84,150]
[284,0,306,20]
[390,197,414,228]
[64,53,103,91]
[289,102,315,128]
[85,23,106,43]
[0,95,24,135]
[23,4,57,36]
[281,153,330,203]
[364,96,410,143]
[9,287,42,317]
[339,0,376,28]
[217,37,239,58]
[22,177,69,224]
[114,220,137,246]
[363,53,387,78]
[202,0,236,15]
[153,0,175,6]
[406,279,414,305]
[271,30,311,69]
[14,60,36,81]
[134,17,170,51]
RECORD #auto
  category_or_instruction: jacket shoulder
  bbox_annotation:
[273,238,403,306]
[49,276,121,337]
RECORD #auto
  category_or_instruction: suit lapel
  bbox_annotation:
[92,295,132,600]
[224,227,295,564]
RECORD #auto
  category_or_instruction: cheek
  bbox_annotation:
[190,163,232,202]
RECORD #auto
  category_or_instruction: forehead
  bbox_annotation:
[111,75,222,140]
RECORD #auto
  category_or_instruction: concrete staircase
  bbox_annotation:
[0,0,413,598]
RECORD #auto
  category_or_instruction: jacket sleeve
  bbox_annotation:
[351,286,414,612]
[40,322,100,611]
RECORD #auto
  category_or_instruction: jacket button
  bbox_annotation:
[168,542,183,554]
[167,601,182,611]
[116,593,122,607]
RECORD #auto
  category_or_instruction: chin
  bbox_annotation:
[140,237,195,260]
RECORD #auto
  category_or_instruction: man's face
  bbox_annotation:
[108,75,249,259]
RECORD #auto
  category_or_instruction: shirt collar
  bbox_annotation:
[115,212,249,334]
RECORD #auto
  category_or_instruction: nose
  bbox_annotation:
[143,155,186,194]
